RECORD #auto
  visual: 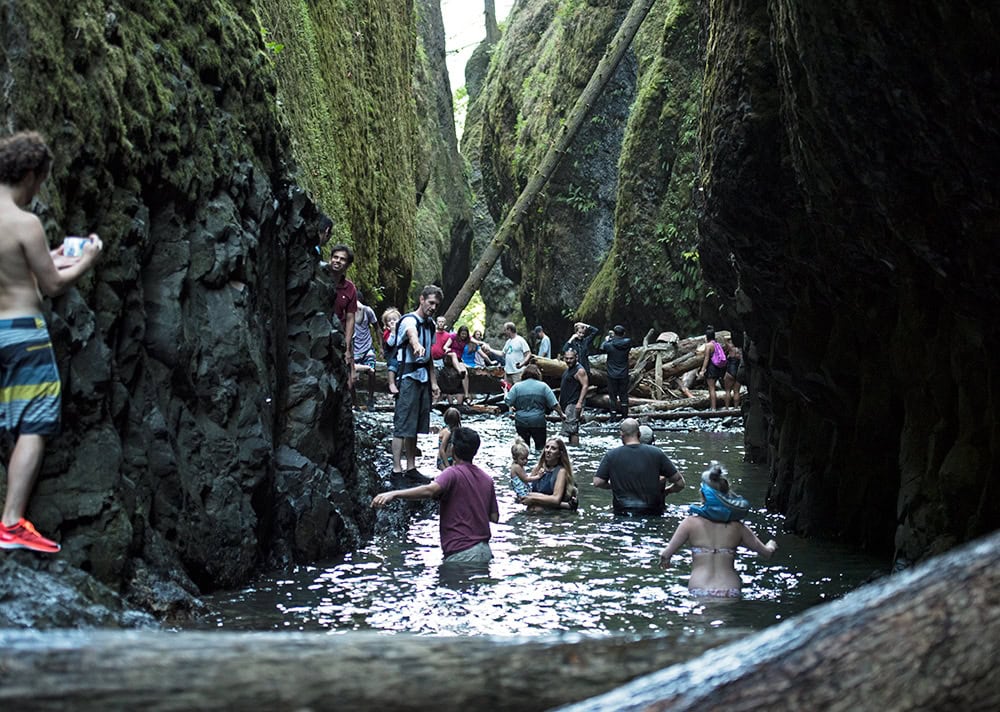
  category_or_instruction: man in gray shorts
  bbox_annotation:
[391,285,443,483]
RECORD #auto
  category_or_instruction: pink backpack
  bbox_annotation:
[710,340,727,367]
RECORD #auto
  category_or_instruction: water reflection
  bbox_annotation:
[200,413,887,635]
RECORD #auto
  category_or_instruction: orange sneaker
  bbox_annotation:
[0,518,61,553]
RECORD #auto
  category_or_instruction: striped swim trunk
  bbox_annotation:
[0,316,61,436]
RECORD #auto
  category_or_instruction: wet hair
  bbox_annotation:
[541,437,575,492]
[318,215,333,235]
[705,325,716,342]
[381,307,400,326]
[451,426,480,462]
[613,324,625,336]
[521,364,542,380]
[421,284,444,302]
[533,325,544,335]
[0,131,53,186]
[329,243,354,265]
[701,461,730,494]
[511,436,529,461]
[563,348,577,359]
[443,407,462,429]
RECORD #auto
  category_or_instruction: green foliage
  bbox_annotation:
[258,25,284,54]
[557,183,597,213]
[455,291,487,333]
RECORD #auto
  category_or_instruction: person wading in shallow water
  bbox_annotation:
[593,418,685,517]
[373,426,499,565]
[659,461,777,599]
[0,131,104,553]
[558,349,588,446]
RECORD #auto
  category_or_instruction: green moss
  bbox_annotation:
[253,0,417,306]
[577,0,704,333]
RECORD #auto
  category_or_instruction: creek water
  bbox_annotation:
[198,411,887,636]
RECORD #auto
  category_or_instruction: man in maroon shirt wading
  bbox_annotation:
[372,426,499,564]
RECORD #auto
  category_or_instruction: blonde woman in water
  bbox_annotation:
[659,462,777,598]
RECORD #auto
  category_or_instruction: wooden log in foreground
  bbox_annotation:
[0,628,743,712]
[560,531,1000,712]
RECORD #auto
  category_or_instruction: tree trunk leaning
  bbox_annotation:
[560,530,1000,711]
[441,0,660,324]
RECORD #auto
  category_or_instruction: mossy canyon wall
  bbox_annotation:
[467,0,998,559]
[0,0,439,616]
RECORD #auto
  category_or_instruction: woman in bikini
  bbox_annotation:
[658,462,777,598]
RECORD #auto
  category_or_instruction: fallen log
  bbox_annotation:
[0,628,744,712]
[561,530,1000,711]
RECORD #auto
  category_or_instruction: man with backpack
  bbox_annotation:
[391,285,443,482]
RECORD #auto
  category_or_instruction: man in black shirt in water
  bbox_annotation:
[593,418,685,516]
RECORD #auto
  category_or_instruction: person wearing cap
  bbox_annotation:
[658,461,777,599]
[600,324,632,420]
[532,325,551,359]
[593,418,684,516]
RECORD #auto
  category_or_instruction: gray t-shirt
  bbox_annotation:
[504,378,558,427]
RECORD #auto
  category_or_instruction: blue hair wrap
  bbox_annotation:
[689,482,750,523]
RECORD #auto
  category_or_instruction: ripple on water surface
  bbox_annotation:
[201,413,887,636]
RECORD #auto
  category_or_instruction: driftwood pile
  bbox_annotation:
[360,331,735,420]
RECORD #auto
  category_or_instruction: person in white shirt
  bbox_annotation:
[501,322,531,387]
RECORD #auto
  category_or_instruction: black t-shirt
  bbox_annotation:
[595,443,678,515]
[560,362,584,409]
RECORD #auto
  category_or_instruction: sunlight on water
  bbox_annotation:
[201,412,887,636]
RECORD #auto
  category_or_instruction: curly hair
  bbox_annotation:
[0,131,53,185]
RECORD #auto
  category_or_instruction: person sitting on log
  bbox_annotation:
[432,316,470,404]
[658,461,777,599]
[470,329,498,368]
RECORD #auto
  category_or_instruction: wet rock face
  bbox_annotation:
[0,1,381,614]
[473,0,637,336]
[412,0,475,308]
[698,1,1000,558]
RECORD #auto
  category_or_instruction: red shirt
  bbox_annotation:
[332,275,357,328]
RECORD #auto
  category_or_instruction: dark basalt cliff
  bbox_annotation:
[0,0,419,623]
[698,1,1000,558]
[466,0,998,559]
